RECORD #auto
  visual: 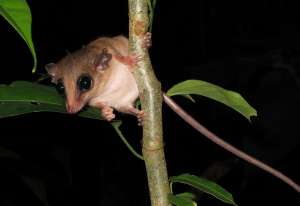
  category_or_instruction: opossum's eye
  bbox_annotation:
[77,74,92,92]
[56,79,65,95]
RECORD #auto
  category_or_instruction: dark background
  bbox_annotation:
[0,0,300,205]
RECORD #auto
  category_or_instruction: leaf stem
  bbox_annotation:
[111,122,144,160]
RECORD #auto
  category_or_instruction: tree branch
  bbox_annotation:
[128,0,170,206]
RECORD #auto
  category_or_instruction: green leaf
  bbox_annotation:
[168,194,197,206]
[0,146,20,159]
[20,175,50,206]
[0,0,37,72]
[147,0,157,32]
[0,81,143,160]
[0,81,102,119]
[176,192,197,200]
[170,174,237,206]
[166,80,257,121]
[182,94,196,103]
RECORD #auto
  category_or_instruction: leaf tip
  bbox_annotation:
[247,109,258,123]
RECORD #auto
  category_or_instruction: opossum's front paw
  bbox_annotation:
[101,106,115,121]
[142,32,152,49]
[115,53,142,71]
[137,110,145,126]
[119,106,145,126]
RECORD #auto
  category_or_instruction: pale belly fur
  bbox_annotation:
[88,63,139,110]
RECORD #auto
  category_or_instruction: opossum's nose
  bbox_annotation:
[66,102,80,114]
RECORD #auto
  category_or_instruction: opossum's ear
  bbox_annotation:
[45,63,58,83]
[94,48,112,72]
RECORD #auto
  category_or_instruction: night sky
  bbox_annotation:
[0,1,300,206]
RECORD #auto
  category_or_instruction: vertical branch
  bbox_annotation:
[128,1,170,206]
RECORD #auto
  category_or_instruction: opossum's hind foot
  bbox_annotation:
[120,106,145,126]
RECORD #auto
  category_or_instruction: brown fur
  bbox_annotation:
[46,36,140,117]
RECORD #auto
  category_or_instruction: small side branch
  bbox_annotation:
[163,94,300,193]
